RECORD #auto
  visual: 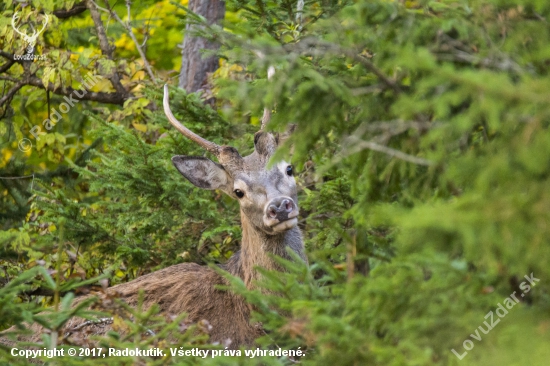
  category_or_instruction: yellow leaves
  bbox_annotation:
[86,76,112,93]
[0,148,13,169]
[112,315,131,334]
[119,60,146,90]
[404,0,421,9]
[76,48,98,67]
[114,97,151,123]
[26,207,41,223]
[115,33,135,52]
[140,0,189,28]
[132,123,148,133]
[2,149,12,162]
[212,60,245,96]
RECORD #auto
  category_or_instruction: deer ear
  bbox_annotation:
[172,156,232,191]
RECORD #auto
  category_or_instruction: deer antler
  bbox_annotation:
[163,85,221,157]
[260,66,276,131]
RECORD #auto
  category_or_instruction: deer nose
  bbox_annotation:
[266,197,295,222]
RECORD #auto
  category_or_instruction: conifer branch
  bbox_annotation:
[346,137,434,166]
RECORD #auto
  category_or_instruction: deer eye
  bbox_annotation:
[286,165,293,176]
[234,189,245,198]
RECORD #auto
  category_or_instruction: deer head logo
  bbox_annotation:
[11,11,49,53]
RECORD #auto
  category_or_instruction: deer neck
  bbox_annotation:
[236,211,306,289]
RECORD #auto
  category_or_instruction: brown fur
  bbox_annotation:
[1,130,306,349]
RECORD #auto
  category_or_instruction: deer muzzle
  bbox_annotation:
[264,197,299,232]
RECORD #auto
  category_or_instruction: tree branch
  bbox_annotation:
[0,75,19,82]
[0,51,21,64]
[293,39,402,94]
[346,53,402,94]
[25,76,125,104]
[0,80,25,108]
[86,0,128,98]
[86,0,114,58]
[0,59,16,74]
[52,2,88,19]
[101,0,157,84]
[344,136,434,166]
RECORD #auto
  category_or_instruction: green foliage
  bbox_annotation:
[2,0,550,365]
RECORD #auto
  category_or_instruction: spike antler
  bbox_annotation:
[163,85,221,157]
[260,66,276,131]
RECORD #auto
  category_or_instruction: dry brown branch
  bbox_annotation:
[52,2,88,19]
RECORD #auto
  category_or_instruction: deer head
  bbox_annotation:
[11,11,49,52]
[163,85,298,235]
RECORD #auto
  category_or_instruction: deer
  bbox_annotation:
[1,85,307,349]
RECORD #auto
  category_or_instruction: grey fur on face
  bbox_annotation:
[173,131,299,235]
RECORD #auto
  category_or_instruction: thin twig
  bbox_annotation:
[0,174,35,191]
[243,37,400,93]
[302,39,402,94]
[87,1,114,57]
[353,120,435,134]
[344,136,434,166]
[66,317,113,334]
[86,0,128,97]
[296,0,304,27]
[101,0,157,83]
